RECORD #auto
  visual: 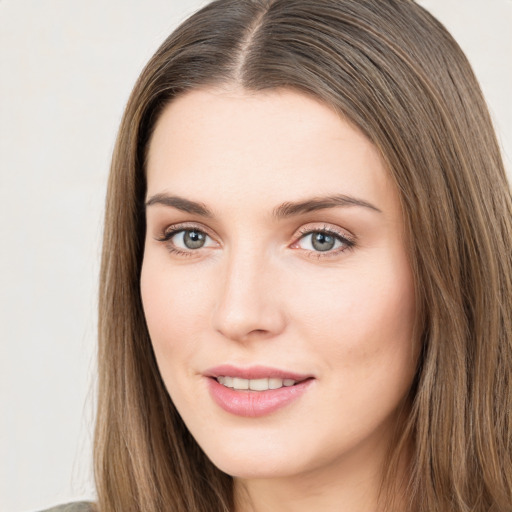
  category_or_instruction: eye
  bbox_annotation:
[172,229,210,250]
[156,226,218,255]
[291,226,355,256]
[301,232,339,252]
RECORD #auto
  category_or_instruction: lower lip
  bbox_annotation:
[206,378,313,417]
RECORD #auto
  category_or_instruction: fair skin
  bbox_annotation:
[141,86,417,512]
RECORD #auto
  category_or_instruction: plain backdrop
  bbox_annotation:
[1,1,510,511]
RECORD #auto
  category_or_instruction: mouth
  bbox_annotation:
[204,364,313,387]
[204,365,315,417]
[215,376,307,391]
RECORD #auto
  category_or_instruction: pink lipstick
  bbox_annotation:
[204,365,314,417]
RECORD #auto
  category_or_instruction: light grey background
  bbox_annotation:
[1,1,510,511]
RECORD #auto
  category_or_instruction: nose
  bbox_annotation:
[212,248,287,343]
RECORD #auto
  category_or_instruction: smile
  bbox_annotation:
[205,366,314,417]
[216,376,298,391]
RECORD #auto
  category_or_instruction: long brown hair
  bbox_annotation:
[94,1,512,510]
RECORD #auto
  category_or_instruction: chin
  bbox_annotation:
[197,430,333,481]
[193,433,301,479]
[210,455,300,480]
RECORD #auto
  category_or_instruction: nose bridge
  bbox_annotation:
[212,239,285,341]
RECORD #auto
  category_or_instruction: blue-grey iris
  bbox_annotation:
[312,232,335,251]
[184,230,206,249]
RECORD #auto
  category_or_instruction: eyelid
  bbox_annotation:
[293,222,355,242]
[154,222,221,258]
[156,222,219,243]
[290,223,356,257]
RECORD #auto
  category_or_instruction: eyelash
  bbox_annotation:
[155,223,356,259]
[155,223,214,258]
[294,225,356,259]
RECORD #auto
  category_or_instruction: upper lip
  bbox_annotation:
[203,364,313,381]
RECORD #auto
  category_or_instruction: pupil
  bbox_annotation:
[184,230,206,249]
[312,232,335,252]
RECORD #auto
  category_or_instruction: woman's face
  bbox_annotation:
[141,87,417,484]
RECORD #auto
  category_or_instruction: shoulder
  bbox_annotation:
[38,502,95,512]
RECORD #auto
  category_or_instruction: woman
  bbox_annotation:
[45,0,512,511]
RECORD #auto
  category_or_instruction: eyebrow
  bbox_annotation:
[144,193,381,218]
[272,194,382,218]
[145,193,214,217]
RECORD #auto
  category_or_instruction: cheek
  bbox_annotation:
[291,256,417,380]
[140,256,211,373]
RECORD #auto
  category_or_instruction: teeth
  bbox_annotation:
[217,376,234,387]
[269,378,283,389]
[249,378,268,391]
[232,377,249,390]
[216,376,297,391]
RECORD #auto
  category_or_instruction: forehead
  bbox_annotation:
[146,87,396,216]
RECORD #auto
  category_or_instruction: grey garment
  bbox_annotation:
[38,502,95,512]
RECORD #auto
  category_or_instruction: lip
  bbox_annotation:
[204,364,312,381]
[204,365,314,418]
